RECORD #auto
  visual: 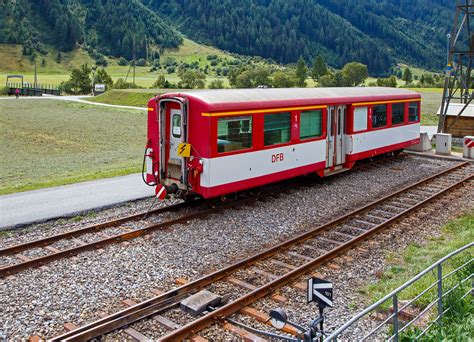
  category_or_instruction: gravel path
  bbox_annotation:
[0,155,463,339]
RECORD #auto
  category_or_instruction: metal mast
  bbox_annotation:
[438,0,474,133]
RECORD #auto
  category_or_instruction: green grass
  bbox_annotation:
[0,99,146,194]
[359,212,473,310]
[0,39,235,88]
[418,90,442,126]
[86,89,167,107]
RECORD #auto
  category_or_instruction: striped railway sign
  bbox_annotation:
[307,277,333,308]
[464,137,474,148]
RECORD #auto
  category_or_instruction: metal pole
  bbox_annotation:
[392,295,399,342]
[319,307,324,342]
[447,33,451,65]
[437,264,443,321]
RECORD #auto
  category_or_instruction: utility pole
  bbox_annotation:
[34,61,38,89]
[438,0,474,133]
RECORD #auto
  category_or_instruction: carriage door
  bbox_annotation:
[168,109,184,180]
[326,105,346,168]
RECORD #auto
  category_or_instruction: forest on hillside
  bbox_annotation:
[0,0,454,74]
[0,0,182,60]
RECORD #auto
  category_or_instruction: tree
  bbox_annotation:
[118,57,128,66]
[56,53,62,64]
[152,74,174,88]
[402,68,413,84]
[423,73,434,85]
[177,69,206,89]
[295,56,307,87]
[272,71,297,88]
[376,75,397,87]
[208,79,225,89]
[94,68,113,89]
[233,67,271,88]
[311,55,327,82]
[64,64,92,94]
[341,62,368,86]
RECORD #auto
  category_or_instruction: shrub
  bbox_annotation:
[135,58,147,67]
[114,78,140,89]
[118,57,128,66]
[208,79,225,89]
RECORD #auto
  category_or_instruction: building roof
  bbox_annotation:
[437,102,474,117]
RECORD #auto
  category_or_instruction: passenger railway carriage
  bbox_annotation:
[143,88,421,199]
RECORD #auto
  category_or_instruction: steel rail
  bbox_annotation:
[0,202,188,257]
[51,162,471,341]
[0,198,254,278]
[159,169,473,341]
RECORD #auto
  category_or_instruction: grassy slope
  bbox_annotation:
[0,39,233,88]
[360,211,473,308]
[0,99,146,194]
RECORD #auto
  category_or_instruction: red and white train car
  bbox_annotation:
[144,88,421,199]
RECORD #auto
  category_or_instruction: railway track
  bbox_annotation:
[0,153,408,279]
[0,200,247,278]
[50,161,473,341]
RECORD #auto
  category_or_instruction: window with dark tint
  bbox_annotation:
[392,103,405,125]
[300,110,322,139]
[264,112,291,146]
[408,102,419,122]
[217,116,252,153]
[172,114,181,138]
[372,104,387,128]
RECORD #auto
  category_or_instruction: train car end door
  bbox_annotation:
[326,105,346,168]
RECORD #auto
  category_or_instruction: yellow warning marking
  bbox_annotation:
[177,143,191,157]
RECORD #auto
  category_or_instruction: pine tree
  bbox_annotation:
[295,56,307,87]
[402,68,413,84]
[311,55,327,82]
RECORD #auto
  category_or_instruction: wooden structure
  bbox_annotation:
[439,103,474,137]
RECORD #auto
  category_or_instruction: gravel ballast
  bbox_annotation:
[0,155,468,339]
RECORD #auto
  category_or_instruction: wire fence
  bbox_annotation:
[326,242,473,341]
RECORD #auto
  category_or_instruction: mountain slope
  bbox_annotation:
[149,0,452,74]
[0,0,182,59]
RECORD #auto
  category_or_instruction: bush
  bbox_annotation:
[135,58,147,67]
[0,87,9,96]
[166,66,175,74]
[118,57,128,66]
[95,55,108,67]
[152,75,176,89]
[114,78,140,89]
[208,79,225,89]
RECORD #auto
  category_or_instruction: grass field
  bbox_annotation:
[0,39,235,88]
[0,99,146,194]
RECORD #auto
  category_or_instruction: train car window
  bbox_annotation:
[408,102,419,122]
[217,116,252,153]
[392,103,405,125]
[172,114,181,138]
[300,110,322,140]
[264,112,291,146]
[353,106,368,132]
[372,104,387,128]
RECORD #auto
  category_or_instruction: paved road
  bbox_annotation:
[0,94,147,111]
[0,174,155,229]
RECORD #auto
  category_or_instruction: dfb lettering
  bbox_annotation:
[272,153,284,163]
